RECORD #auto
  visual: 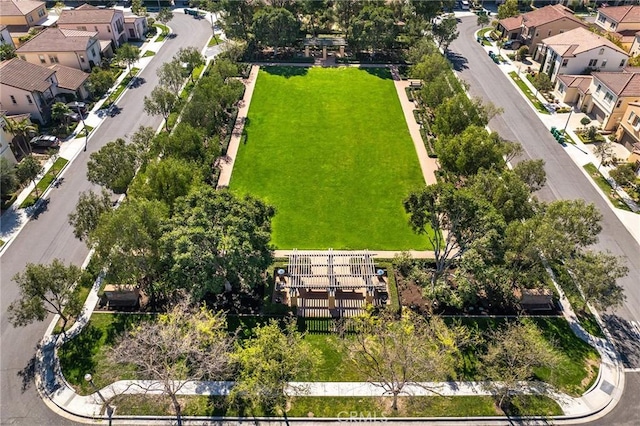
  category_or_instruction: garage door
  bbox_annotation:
[619,129,638,151]
[591,104,607,122]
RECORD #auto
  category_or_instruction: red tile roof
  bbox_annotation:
[598,5,640,24]
[48,64,89,90]
[593,69,640,97]
[0,57,54,92]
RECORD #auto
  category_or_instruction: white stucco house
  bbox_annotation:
[537,27,629,83]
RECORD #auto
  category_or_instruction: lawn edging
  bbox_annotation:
[19,157,69,208]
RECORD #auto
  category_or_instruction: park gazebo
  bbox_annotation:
[274,249,389,318]
[303,37,346,60]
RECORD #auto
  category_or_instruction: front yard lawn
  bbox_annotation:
[583,163,632,211]
[508,72,550,114]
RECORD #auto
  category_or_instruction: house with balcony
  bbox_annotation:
[587,69,640,131]
[0,58,58,124]
[57,4,126,50]
[124,15,147,41]
[497,4,587,57]
[595,5,640,51]
[48,64,90,100]
[538,27,629,83]
[16,27,101,71]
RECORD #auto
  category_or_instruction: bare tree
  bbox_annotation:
[346,310,461,411]
[108,301,233,425]
[593,141,614,170]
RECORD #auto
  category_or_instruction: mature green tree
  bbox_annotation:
[334,0,364,40]
[609,162,637,188]
[131,0,147,16]
[301,0,331,37]
[230,319,318,414]
[177,47,205,83]
[219,0,256,40]
[432,94,501,137]
[161,188,275,299]
[115,43,141,73]
[410,52,450,80]
[157,58,185,94]
[477,12,490,28]
[109,302,233,426]
[432,14,459,52]
[51,102,72,125]
[156,8,174,25]
[87,138,138,194]
[67,189,113,242]
[4,117,36,157]
[144,86,179,131]
[482,320,558,409]
[513,159,547,192]
[467,168,534,223]
[347,310,459,411]
[411,0,455,23]
[348,6,398,53]
[404,182,505,287]
[436,125,506,179]
[407,37,439,64]
[0,157,18,200]
[0,43,16,61]
[419,72,465,109]
[153,122,209,162]
[88,67,116,97]
[91,198,168,299]
[252,7,300,56]
[567,251,628,311]
[16,155,43,197]
[8,259,83,335]
[532,72,553,93]
[497,0,519,20]
[129,125,156,168]
[128,157,202,209]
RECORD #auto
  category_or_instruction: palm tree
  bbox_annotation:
[51,102,72,125]
[4,117,37,158]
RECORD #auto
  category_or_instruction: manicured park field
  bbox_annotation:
[230,67,429,249]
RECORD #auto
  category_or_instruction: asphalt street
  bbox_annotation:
[0,12,213,425]
[450,17,640,369]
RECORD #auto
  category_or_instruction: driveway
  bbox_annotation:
[449,17,640,369]
[0,11,213,425]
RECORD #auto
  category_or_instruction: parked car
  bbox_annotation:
[64,112,82,122]
[66,101,87,115]
[503,40,521,50]
[30,135,60,148]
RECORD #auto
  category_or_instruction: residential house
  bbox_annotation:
[48,64,90,100]
[0,111,18,164]
[16,27,101,71]
[615,101,640,152]
[0,24,14,48]
[586,68,640,131]
[555,74,593,107]
[57,4,126,49]
[124,15,147,41]
[595,5,640,51]
[497,4,587,56]
[0,58,58,124]
[0,0,47,45]
[0,0,47,29]
[538,27,629,83]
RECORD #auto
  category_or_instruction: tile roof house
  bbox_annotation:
[0,57,58,124]
[16,27,101,71]
[587,68,640,131]
[48,63,90,100]
[57,4,127,49]
[595,5,640,51]
[124,15,147,41]
[554,74,593,107]
[0,24,14,48]
[497,4,587,56]
[0,0,47,30]
[538,27,629,83]
[615,101,640,153]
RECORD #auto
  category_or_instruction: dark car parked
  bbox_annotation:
[66,101,87,115]
[30,135,60,148]
[503,40,521,50]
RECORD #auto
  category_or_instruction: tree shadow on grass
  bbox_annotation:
[58,325,103,385]
[262,66,309,78]
[104,314,151,346]
[361,67,392,80]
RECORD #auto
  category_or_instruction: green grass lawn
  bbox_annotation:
[583,163,632,211]
[20,157,68,208]
[142,50,156,57]
[508,72,550,114]
[230,67,429,250]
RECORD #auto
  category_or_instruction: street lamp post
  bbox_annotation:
[84,373,113,417]
[563,108,574,132]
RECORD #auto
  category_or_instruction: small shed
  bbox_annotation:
[519,288,554,312]
[103,284,140,309]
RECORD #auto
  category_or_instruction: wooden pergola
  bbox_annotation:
[279,249,388,312]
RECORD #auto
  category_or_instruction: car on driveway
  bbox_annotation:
[503,39,521,50]
[66,101,87,115]
[30,135,60,148]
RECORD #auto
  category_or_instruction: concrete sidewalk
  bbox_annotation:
[0,29,167,255]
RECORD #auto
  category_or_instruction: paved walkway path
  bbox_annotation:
[216,65,260,188]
